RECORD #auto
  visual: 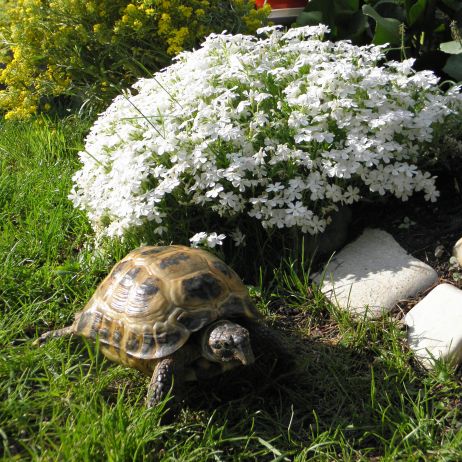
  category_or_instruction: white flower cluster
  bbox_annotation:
[70,25,462,242]
[190,231,226,248]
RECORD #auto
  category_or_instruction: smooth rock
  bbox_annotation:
[453,237,462,267]
[434,244,445,259]
[405,283,462,369]
[313,228,438,318]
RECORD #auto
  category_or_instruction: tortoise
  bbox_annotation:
[34,245,282,407]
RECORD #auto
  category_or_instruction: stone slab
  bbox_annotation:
[405,283,462,369]
[312,228,438,318]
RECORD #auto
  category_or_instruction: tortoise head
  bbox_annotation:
[201,320,255,365]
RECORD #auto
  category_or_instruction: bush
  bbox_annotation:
[69,26,462,269]
[296,0,462,82]
[0,0,269,119]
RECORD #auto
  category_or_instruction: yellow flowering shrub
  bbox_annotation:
[0,0,270,119]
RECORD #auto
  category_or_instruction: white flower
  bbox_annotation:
[286,201,308,218]
[189,232,208,247]
[70,25,462,241]
[306,215,327,234]
[206,232,226,248]
[324,184,343,203]
[266,182,285,193]
[342,185,361,204]
[230,229,246,247]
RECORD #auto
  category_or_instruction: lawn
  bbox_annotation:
[1,117,462,461]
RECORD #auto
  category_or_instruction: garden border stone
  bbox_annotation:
[405,283,462,369]
[312,228,438,318]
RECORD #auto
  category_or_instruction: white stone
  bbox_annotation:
[313,228,438,318]
[405,284,462,369]
[453,237,462,267]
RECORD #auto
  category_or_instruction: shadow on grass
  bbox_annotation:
[179,331,420,454]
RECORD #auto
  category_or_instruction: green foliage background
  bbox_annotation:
[296,0,462,81]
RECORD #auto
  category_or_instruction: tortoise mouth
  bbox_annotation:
[234,343,255,365]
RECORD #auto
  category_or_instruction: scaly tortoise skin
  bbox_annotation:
[34,245,273,407]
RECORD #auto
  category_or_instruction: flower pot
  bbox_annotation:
[255,0,306,8]
[255,0,307,25]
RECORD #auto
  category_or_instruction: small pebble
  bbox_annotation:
[453,237,462,267]
[434,244,445,258]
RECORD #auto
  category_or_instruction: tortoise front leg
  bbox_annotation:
[146,357,183,408]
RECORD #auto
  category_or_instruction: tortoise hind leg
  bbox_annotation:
[33,326,74,346]
[146,356,184,408]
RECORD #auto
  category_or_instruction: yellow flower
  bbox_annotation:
[125,4,137,14]
[0,0,269,119]
[178,6,192,18]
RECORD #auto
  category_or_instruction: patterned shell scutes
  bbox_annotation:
[74,245,258,363]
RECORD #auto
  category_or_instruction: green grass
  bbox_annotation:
[1,117,462,461]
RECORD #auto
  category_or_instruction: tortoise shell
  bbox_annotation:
[72,245,259,373]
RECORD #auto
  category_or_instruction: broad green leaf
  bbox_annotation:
[338,10,369,39]
[440,40,462,54]
[408,0,427,25]
[303,0,333,15]
[362,4,402,45]
[336,0,360,13]
[296,0,334,26]
[404,0,414,10]
[296,11,325,26]
[443,54,462,81]
[373,0,402,7]
[435,23,446,33]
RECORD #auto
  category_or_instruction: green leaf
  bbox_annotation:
[336,0,360,13]
[443,54,462,81]
[408,0,427,25]
[362,4,402,45]
[337,10,369,39]
[296,10,325,26]
[296,0,334,25]
[440,40,462,54]
[373,0,402,6]
[303,0,333,15]
[440,0,462,12]
[434,23,446,33]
